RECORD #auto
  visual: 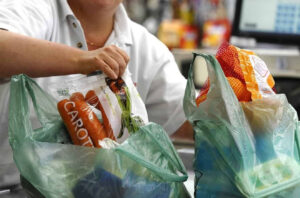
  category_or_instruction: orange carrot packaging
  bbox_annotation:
[49,70,149,147]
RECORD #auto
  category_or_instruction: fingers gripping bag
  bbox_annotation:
[184,45,300,197]
[8,70,190,198]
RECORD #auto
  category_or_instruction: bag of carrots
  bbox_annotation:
[49,70,149,146]
[8,72,190,198]
[184,47,300,197]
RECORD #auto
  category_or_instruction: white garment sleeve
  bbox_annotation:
[146,49,187,135]
[0,0,53,40]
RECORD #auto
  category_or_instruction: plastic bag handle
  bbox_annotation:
[116,124,188,182]
[183,53,217,122]
[9,75,58,146]
[183,53,199,120]
[116,149,188,182]
[183,53,239,122]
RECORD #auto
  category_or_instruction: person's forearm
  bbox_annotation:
[0,30,86,78]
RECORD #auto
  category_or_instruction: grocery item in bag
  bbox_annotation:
[57,92,109,148]
[196,42,276,105]
[57,98,94,147]
[9,74,190,198]
[185,52,300,197]
[85,90,115,140]
[50,70,148,144]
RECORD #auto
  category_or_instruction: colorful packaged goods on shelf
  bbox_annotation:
[201,19,231,48]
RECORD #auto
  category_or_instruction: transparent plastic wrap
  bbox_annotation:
[8,74,190,198]
[184,53,300,197]
[49,70,148,144]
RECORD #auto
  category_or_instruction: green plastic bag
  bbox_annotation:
[184,53,300,198]
[9,74,190,198]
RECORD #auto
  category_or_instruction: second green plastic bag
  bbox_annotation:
[9,74,190,198]
[184,53,300,198]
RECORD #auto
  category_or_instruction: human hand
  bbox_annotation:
[78,45,129,79]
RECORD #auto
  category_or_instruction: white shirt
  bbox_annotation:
[0,0,187,186]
